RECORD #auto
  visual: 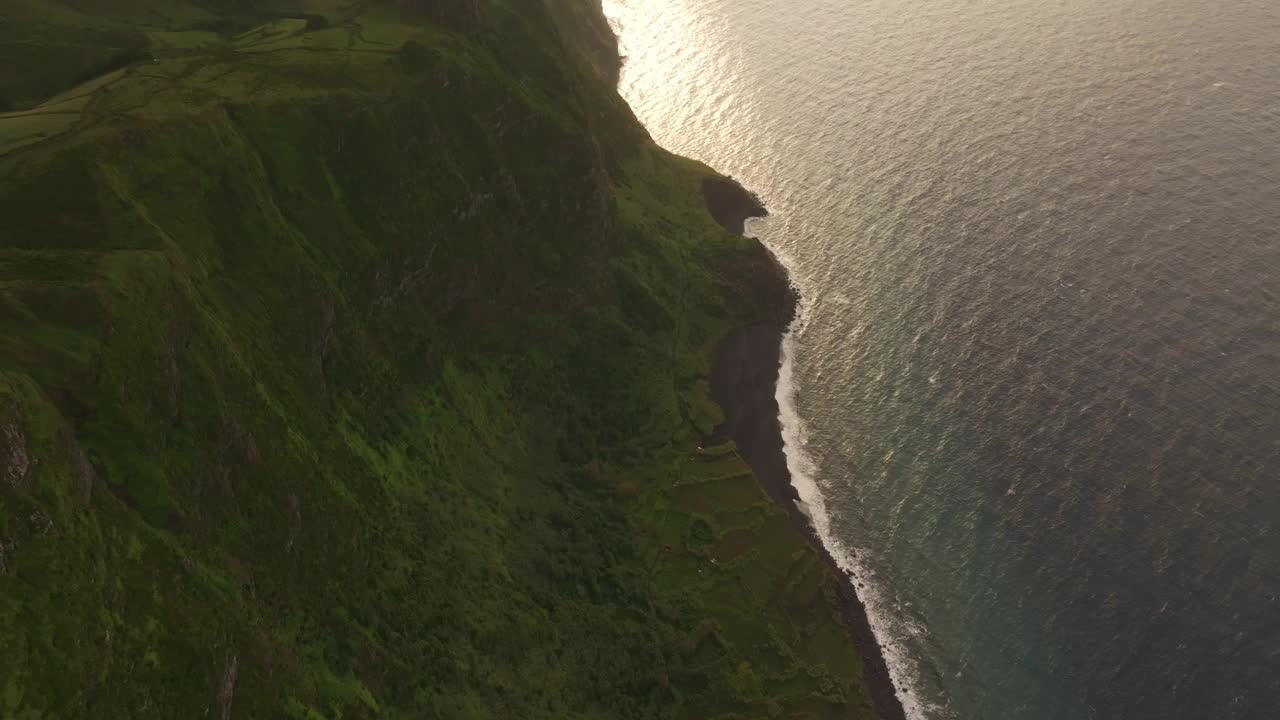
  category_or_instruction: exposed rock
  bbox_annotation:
[221,416,260,468]
[243,433,260,466]
[286,493,301,552]
[29,510,54,536]
[2,420,30,489]
[164,351,181,426]
[219,654,238,720]
[701,177,768,236]
[74,444,96,504]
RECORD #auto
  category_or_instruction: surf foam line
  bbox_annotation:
[766,239,949,720]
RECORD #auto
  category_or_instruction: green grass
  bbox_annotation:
[0,1,880,718]
[146,30,223,49]
[0,114,78,155]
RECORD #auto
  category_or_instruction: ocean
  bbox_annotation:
[602,0,1280,717]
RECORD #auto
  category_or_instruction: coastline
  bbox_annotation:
[702,180,909,720]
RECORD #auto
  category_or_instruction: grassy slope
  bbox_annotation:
[0,2,877,718]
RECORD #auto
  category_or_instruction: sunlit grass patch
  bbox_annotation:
[351,21,420,49]
[0,113,79,156]
[232,18,309,49]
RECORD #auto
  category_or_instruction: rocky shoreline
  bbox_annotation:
[702,179,908,720]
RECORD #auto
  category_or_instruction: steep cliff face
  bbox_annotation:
[545,0,625,85]
[0,2,877,718]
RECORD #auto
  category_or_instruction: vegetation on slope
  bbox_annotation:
[1,2,877,718]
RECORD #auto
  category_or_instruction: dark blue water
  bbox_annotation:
[606,0,1280,717]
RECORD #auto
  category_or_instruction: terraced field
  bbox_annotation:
[0,4,444,157]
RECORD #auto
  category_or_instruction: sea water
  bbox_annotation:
[604,0,1280,717]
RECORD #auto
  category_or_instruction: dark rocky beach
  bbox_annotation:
[702,179,908,720]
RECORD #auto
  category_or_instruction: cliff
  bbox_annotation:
[0,2,878,717]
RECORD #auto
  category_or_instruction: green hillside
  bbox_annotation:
[0,2,878,718]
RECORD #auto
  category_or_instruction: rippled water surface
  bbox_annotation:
[604,0,1280,717]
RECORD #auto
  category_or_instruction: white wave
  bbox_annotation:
[771,253,952,720]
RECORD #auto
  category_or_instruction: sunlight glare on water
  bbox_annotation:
[605,0,1280,718]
